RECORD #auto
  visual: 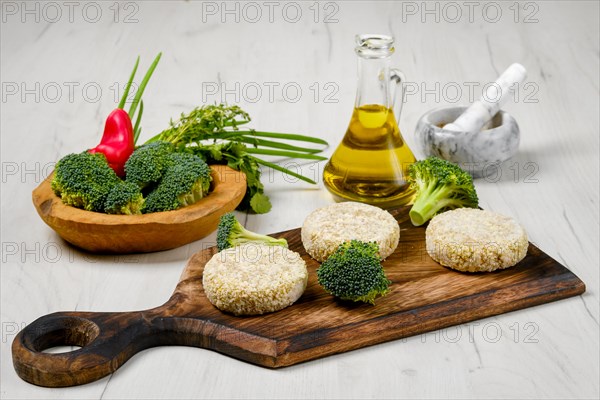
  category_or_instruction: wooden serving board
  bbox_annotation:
[12,207,585,387]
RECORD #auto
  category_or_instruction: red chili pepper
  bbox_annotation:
[87,53,161,177]
[88,108,134,177]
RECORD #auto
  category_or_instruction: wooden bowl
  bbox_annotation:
[32,165,247,254]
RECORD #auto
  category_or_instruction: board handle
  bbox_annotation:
[12,310,154,387]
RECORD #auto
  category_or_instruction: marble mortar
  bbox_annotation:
[415,106,520,178]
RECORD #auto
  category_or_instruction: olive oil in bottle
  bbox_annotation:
[323,104,415,207]
[323,35,416,208]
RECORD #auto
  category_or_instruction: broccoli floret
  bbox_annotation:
[143,152,212,213]
[216,212,287,251]
[407,156,479,226]
[316,240,391,305]
[124,141,175,188]
[104,181,144,215]
[51,152,120,212]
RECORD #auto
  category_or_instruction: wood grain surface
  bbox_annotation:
[31,165,247,253]
[12,207,585,387]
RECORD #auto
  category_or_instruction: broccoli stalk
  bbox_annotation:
[407,157,479,226]
[143,152,212,213]
[104,181,144,215]
[216,213,287,251]
[177,178,210,207]
[317,240,391,305]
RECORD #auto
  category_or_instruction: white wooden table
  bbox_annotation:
[1,1,598,399]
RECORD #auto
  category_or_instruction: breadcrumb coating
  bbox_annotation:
[301,202,400,262]
[203,244,308,316]
[426,208,528,272]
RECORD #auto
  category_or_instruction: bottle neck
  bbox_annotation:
[355,56,392,109]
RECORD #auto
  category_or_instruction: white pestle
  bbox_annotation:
[444,63,527,133]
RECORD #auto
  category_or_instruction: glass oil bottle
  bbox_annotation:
[323,34,416,208]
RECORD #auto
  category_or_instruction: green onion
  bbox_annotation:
[133,100,144,143]
[235,136,324,153]
[243,131,329,145]
[245,148,327,160]
[118,56,139,110]
[253,157,317,184]
[128,52,162,120]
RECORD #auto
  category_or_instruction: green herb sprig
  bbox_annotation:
[146,104,328,213]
